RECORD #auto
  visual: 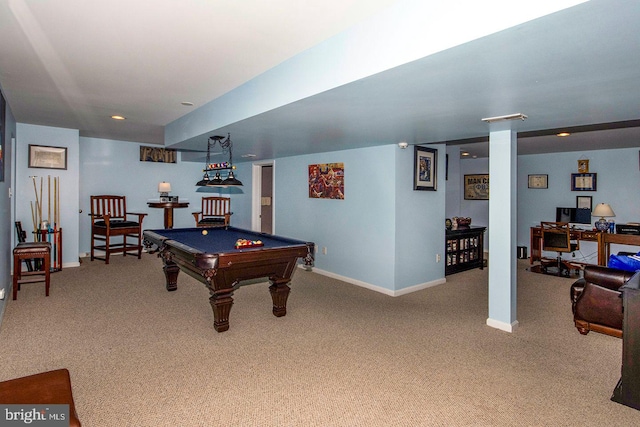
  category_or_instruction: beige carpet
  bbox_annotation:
[1,255,639,426]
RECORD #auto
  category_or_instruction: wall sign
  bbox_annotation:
[140,146,177,163]
[464,174,489,200]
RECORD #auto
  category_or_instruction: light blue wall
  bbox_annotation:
[518,147,640,263]
[15,124,80,268]
[395,144,447,287]
[274,146,397,289]
[78,137,243,254]
[0,90,16,322]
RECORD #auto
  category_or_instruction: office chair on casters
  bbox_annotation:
[540,222,578,277]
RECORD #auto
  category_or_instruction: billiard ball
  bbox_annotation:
[202,230,208,235]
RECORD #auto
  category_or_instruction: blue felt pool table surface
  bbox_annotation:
[144,226,309,254]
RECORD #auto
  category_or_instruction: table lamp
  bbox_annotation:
[592,203,615,231]
[158,182,171,198]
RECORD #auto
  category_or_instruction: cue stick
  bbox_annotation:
[57,177,60,229]
[48,175,51,225]
[30,202,37,234]
[39,176,43,229]
[32,177,40,229]
[53,177,57,228]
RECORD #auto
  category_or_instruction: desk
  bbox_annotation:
[143,227,314,332]
[531,227,640,266]
[600,233,640,265]
[530,226,600,264]
[147,201,189,229]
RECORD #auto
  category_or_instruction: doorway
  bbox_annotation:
[252,162,274,233]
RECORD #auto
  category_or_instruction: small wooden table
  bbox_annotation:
[147,201,189,229]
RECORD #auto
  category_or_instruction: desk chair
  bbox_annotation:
[540,222,578,277]
[193,196,232,228]
[90,195,147,264]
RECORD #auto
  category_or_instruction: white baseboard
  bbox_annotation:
[486,317,519,333]
[299,265,446,297]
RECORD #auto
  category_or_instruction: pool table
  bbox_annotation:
[143,227,314,332]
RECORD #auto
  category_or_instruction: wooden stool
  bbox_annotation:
[13,242,51,300]
[0,368,82,426]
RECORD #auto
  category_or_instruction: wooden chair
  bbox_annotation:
[90,195,147,264]
[192,196,232,228]
[15,221,34,271]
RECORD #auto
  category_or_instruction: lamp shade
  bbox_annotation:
[592,203,615,218]
[158,182,172,193]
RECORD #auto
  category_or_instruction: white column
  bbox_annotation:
[486,121,518,332]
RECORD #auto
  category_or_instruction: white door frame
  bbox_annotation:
[251,161,275,233]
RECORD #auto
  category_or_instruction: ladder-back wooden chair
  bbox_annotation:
[192,196,232,228]
[90,195,147,264]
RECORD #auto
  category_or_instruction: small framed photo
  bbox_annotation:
[577,159,589,173]
[528,174,548,189]
[576,195,592,211]
[28,144,67,170]
[571,173,597,191]
[414,146,437,191]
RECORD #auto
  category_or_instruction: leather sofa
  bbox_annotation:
[570,265,635,338]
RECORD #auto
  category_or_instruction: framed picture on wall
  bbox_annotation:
[414,146,437,191]
[571,173,597,191]
[576,195,592,211]
[464,174,489,200]
[28,144,67,170]
[527,174,548,189]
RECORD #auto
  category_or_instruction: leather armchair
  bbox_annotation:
[570,265,635,338]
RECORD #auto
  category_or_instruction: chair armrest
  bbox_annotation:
[574,281,624,331]
[570,278,586,304]
[584,265,634,291]
[126,212,147,218]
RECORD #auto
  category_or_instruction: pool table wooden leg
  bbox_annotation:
[162,260,180,292]
[269,278,291,317]
[209,292,234,332]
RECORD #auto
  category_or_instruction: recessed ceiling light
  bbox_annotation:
[111,115,126,120]
[181,102,194,106]
[557,132,571,137]
[461,151,470,156]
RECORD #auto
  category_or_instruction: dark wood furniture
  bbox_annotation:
[90,195,147,264]
[570,265,634,338]
[147,201,189,229]
[192,196,232,228]
[0,368,81,426]
[530,226,600,265]
[445,226,485,275]
[12,242,51,300]
[600,233,640,266]
[34,228,63,272]
[531,226,640,268]
[611,272,640,410]
[143,227,314,332]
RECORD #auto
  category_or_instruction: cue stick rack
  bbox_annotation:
[28,175,63,272]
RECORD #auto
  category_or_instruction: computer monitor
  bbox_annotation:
[556,207,591,225]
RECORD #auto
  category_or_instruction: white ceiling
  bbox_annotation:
[1,0,640,161]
